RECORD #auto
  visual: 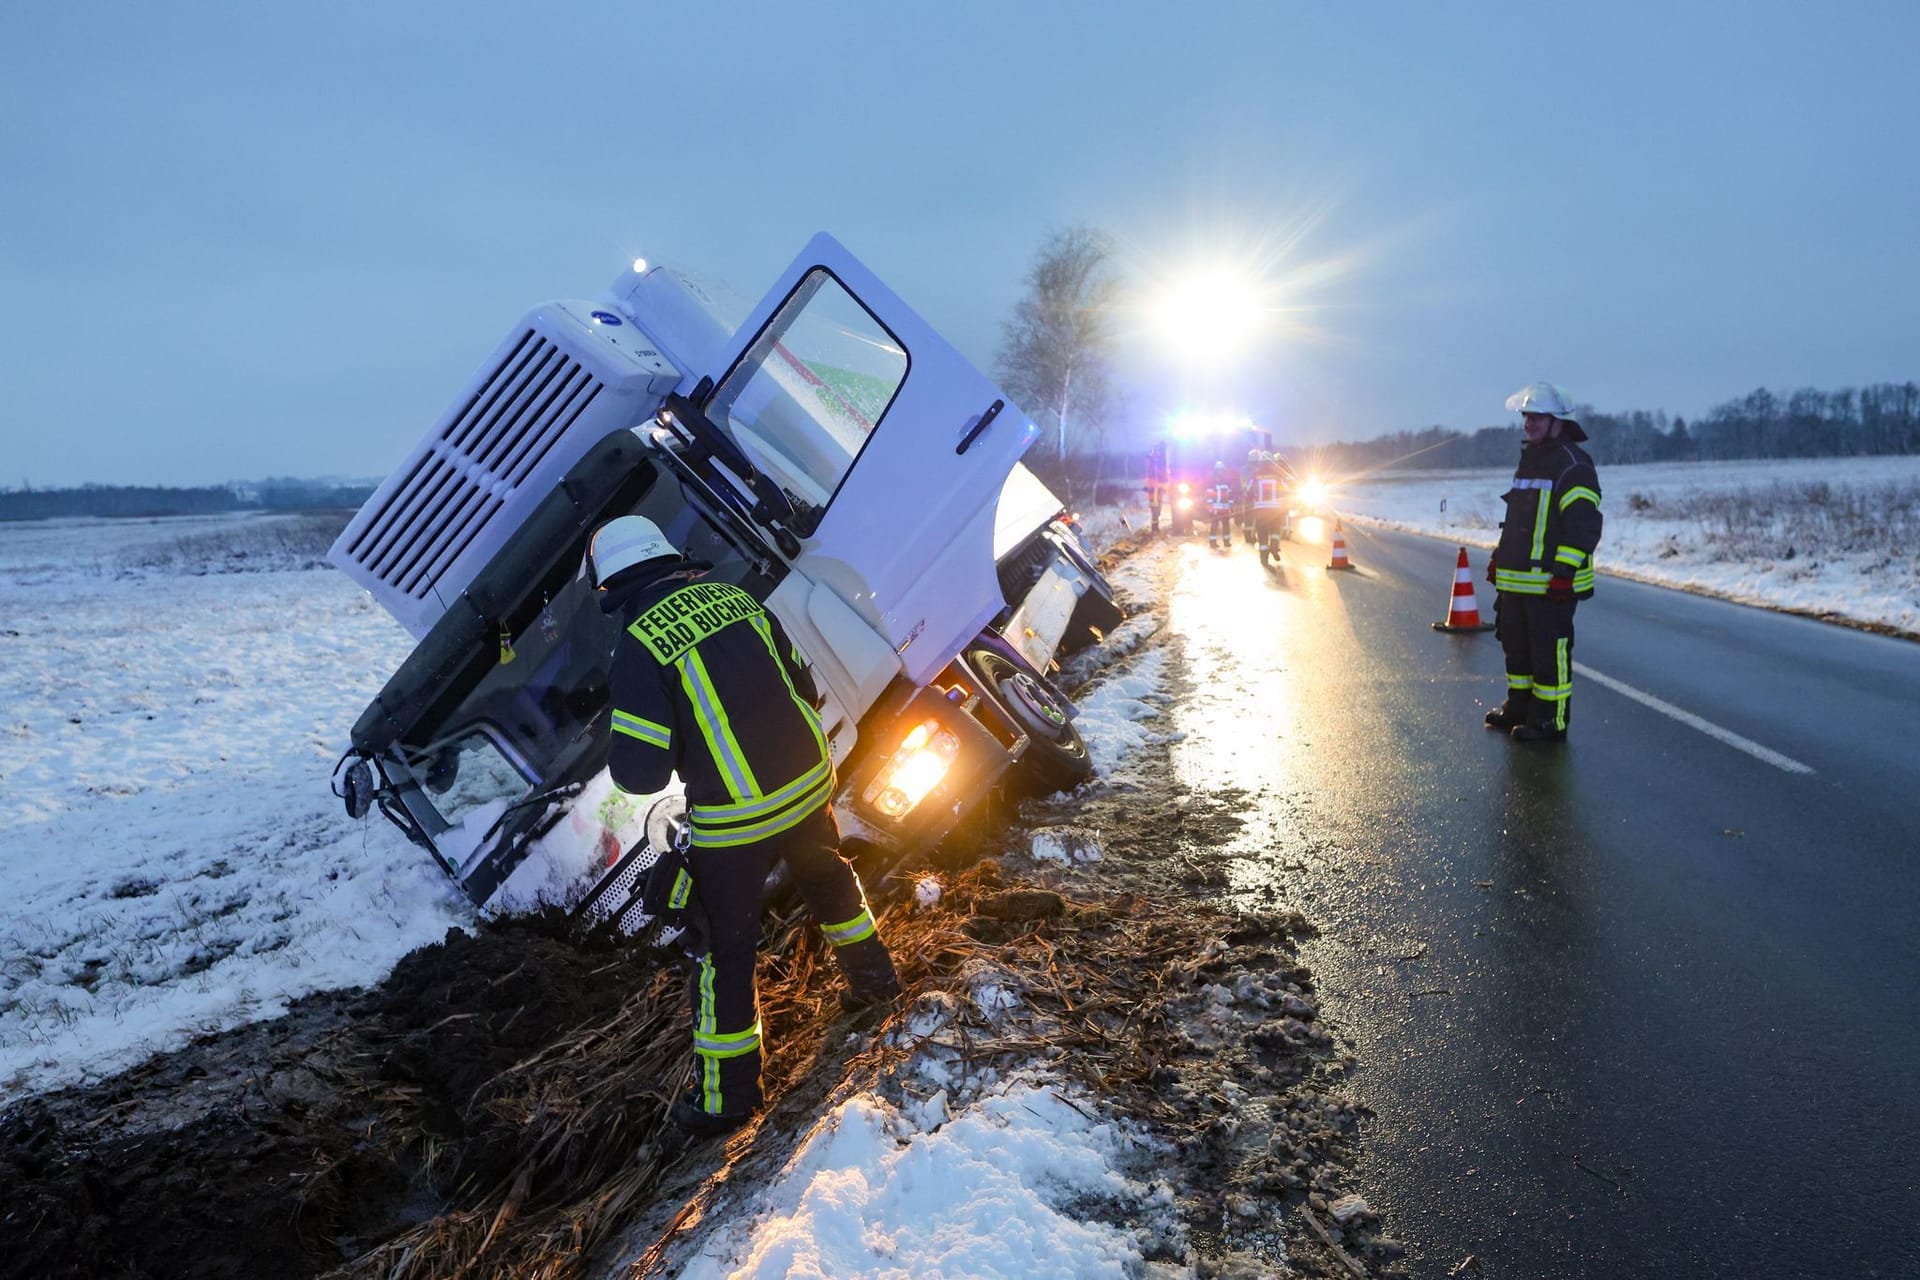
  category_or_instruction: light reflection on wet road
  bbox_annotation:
[1161,520,1920,1279]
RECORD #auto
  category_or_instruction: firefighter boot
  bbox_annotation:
[670,1093,755,1140]
[836,936,901,1017]
[1512,691,1570,742]
[1484,703,1527,731]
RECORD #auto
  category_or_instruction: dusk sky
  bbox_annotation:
[5,1,1915,488]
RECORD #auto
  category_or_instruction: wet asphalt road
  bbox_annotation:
[1160,519,1920,1279]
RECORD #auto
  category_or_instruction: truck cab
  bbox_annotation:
[330,235,1119,933]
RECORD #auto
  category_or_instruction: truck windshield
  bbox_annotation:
[705,269,907,515]
[396,471,780,856]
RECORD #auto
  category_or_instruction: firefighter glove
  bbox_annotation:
[1486,552,1497,585]
[1546,576,1575,603]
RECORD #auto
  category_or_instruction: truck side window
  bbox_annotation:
[705,269,907,516]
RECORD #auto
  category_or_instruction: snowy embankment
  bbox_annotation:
[1331,455,1920,636]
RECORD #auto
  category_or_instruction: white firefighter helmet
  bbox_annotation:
[588,515,677,587]
[1505,381,1574,417]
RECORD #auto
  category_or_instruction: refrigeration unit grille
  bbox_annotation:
[345,331,605,600]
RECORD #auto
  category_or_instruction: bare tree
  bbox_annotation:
[994,226,1121,493]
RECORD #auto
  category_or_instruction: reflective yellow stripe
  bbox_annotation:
[1554,546,1586,569]
[1530,491,1551,562]
[679,647,759,802]
[689,776,833,847]
[693,760,830,824]
[669,868,692,910]
[1555,638,1571,729]
[1508,674,1534,690]
[1560,486,1601,512]
[1498,567,1596,595]
[821,908,876,947]
[694,1021,762,1058]
[610,708,670,747]
[751,614,829,760]
[1495,568,1553,593]
[696,953,718,1113]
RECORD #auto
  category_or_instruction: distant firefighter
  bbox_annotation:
[1145,440,1170,535]
[1206,461,1236,549]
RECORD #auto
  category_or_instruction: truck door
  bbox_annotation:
[698,233,1041,685]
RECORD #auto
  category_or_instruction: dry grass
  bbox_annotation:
[324,860,1296,1280]
[1621,477,1920,567]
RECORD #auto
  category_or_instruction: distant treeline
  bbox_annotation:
[1306,380,1920,474]
[0,477,377,523]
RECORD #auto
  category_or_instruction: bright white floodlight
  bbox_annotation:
[1154,270,1265,368]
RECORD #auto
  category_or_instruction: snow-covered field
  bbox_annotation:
[1329,454,1920,636]
[0,514,467,1096]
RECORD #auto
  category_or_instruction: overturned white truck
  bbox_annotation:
[329,234,1120,934]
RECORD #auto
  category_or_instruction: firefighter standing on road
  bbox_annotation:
[1246,449,1292,567]
[1206,461,1237,549]
[1145,440,1170,535]
[590,516,900,1137]
[1485,382,1604,743]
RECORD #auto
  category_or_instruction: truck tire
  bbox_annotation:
[966,648,1094,795]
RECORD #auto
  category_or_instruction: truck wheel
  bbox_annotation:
[967,649,1094,794]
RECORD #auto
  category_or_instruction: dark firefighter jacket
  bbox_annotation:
[1247,461,1291,512]
[1492,430,1604,599]
[603,570,831,849]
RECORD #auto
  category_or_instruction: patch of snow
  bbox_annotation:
[675,1078,1185,1280]
[1030,826,1106,865]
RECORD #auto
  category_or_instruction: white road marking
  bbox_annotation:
[1575,663,1815,775]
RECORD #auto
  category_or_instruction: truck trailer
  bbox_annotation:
[328,234,1121,936]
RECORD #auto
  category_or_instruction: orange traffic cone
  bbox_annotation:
[1327,521,1356,571]
[1432,547,1495,632]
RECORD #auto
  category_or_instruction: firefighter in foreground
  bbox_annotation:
[1485,381,1604,742]
[1206,461,1237,549]
[1246,449,1292,567]
[590,515,901,1137]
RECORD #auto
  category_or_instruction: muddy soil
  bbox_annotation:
[0,535,1400,1279]
[0,921,655,1279]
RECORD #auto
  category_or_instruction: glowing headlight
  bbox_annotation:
[863,718,962,820]
[1177,482,1191,495]
[1177,496,1194,511]
[1299,479,1329,508]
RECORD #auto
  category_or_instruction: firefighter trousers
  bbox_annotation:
[1494,593,1578,732]
[1208,510,1232,543]
[683,803,896,1117]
